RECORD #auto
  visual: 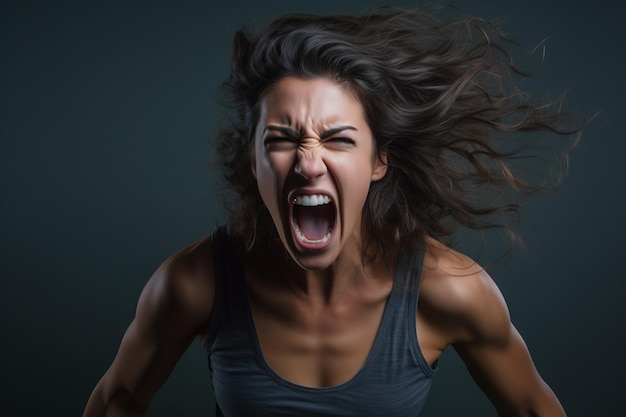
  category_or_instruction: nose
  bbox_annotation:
[294,147,326,181]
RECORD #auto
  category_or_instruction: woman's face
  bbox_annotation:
[253,76,387,270]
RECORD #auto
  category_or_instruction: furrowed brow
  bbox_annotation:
[320,126,358,139]
[263,125,358,139]
[264,125,299,139]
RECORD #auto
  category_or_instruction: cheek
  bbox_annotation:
[335,164,371,206]
[255,157,275,203]
[335,154,378,213]
[255,152,292,205]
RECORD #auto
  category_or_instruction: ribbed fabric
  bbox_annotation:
[204,227,437,416]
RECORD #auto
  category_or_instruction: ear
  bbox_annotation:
[371,150,388,181]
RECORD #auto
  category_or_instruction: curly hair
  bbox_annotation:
[215,6,582,260]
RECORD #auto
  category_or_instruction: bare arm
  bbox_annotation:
[83,237,214,417]
[454,324,565,417]
[452,271,565,417]
[421,244,566,417]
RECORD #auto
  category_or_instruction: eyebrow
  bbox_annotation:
[263,125,358,139]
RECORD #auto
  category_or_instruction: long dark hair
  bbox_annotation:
[216,6,583,261]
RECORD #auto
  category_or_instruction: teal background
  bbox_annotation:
[1,0,624,415]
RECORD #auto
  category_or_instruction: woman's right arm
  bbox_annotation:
[83,237,215,417]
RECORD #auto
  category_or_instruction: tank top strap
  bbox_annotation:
[203,226,247,350]
[405,245,438,377]
[395,245,426,293]
[383,246,425,321]
[376,245,435,378]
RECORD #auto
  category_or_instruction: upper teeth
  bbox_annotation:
[293,195,331,206]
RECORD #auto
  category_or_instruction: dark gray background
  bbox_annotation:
[1,0,623,416]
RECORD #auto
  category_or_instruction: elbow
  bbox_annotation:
[496,387,567,417]
[84,383,149,417]
[104,388,150,417]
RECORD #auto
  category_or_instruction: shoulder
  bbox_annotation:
[135,234,216,340]
[418,238,511,346]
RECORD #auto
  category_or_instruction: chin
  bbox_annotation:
[290,253,336,271]
[283,235,341,272]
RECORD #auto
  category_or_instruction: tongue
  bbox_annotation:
[297,205,333,241]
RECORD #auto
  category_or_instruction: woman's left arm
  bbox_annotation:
[454,323,566,417]
[450,270,566,417]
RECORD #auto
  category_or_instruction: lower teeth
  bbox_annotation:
[295,226,331,244]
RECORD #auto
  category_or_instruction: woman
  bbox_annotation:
[84,7,580,416]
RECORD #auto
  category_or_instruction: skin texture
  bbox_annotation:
[82,239,215,417]
[83,77,566,417]
[252,77,387,271]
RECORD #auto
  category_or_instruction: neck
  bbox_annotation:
[274,239,394,306]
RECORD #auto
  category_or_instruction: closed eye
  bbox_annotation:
[324,137,356,148]
[264,136,298,150]
[329,137,355,143]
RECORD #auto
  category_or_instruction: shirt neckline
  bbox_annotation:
[239,255,405,393]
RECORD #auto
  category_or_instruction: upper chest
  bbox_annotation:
[243,266,394,387]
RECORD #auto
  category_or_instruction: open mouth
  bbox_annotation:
[290,194,336,248]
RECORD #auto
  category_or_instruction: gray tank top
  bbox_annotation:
[204,227,437,416]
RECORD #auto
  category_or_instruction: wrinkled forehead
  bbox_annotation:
[256,76,367,131]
